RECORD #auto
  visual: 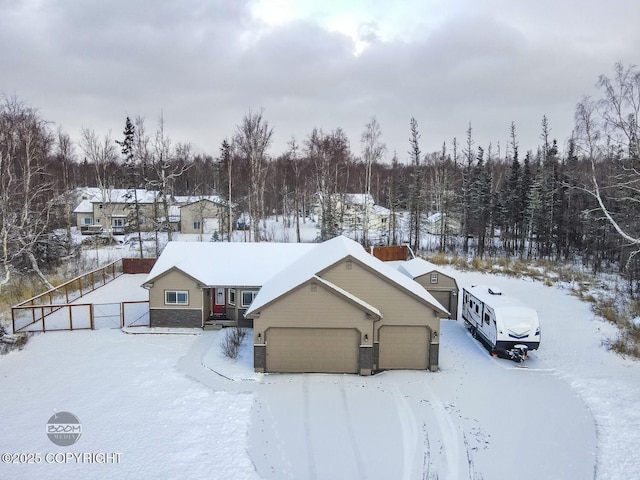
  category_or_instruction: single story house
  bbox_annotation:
[142,242,316,329]
[143,237,448,375]
[397,258,459,319]
[246,236,449,375]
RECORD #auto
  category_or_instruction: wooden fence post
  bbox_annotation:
[90,304,94,330]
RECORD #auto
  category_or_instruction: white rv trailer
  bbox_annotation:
[461,285,540,360]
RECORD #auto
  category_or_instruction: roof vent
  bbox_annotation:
[488,287,502,295]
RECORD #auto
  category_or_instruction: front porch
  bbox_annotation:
[203,286,257,330]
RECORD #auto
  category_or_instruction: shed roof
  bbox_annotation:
[397,258,449,279]
[246,235,448,316]
[144,241,316,287]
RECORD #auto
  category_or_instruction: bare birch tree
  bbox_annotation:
[360,116,386,246]
[574,63,640,260]
[0,97,56,291]
[233,110,273,242]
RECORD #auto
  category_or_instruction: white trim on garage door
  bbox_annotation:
[378,325,430,370]
[266,327,359,373]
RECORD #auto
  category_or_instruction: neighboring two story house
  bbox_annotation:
[73,188,159,234]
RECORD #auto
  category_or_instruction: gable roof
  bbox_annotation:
[397,258,448,279]
[246,235,448,317]
[73,200,93,214]
[143,241,317,287]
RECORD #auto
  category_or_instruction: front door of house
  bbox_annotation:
[213,288,226,317]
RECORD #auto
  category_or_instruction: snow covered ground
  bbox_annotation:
[1,266,639,479]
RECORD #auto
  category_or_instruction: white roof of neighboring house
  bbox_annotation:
[73,200,93,214]
[144,241,317,287]
[426,212,444,223]
[246,235,448,316]
[342,193,375,205]
[372,205,391,215]
[89,189,159,204]
[174,195,229,207]
[397,258,446,279]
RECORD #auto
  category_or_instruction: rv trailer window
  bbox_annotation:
[484,313,490,325]
[475,304,479,314]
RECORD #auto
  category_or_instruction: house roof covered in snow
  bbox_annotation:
[342,193,375,205]
[174,195,229,207]
[397,258,449,280]
[246,235,448,316]
[143,241,317,287]
[72,200,93,214]
[91,189,159,204]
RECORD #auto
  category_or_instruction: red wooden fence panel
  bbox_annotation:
[122,258,157,274]
[367,245,409,262]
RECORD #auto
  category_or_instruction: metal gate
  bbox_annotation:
[93,303,122,329]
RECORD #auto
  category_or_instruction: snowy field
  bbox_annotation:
[1,267,639,479]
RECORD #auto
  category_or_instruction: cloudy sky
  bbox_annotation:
[1,0,638,160]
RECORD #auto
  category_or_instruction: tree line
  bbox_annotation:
[0,62,638,292]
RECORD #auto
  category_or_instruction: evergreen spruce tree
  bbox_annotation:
[117,117,144,257]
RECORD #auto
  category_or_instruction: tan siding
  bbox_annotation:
[180,201,224,234]
[92,202,155,231]
[413,273,459,319]
[254,282,374,345]
[148,270,203,312]
[414,272,457,291]
[321,260,440,342]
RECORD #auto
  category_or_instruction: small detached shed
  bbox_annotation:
[397,258,459,319]
[246,236,449,376]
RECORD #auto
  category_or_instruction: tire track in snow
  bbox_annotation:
[421,380,464,480]
[390,380,420,480]
[339,378,367,480]
[253,395,294,479]
[302,377,318,480]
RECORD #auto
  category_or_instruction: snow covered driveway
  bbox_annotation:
[248,320,596,480]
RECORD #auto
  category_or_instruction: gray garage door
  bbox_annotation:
[266,327,359,373]
[378,325,429,370]
[430,290,451,317]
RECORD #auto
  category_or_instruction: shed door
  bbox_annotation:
[378,325,430,370]
[266,328,359,373]
[430,290,451,318]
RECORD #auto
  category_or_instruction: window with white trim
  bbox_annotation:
[165,290,189,305]
[83,217,92,225]
[430,273,438,284]
[241,290,258,307]
[193,221,201,230]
